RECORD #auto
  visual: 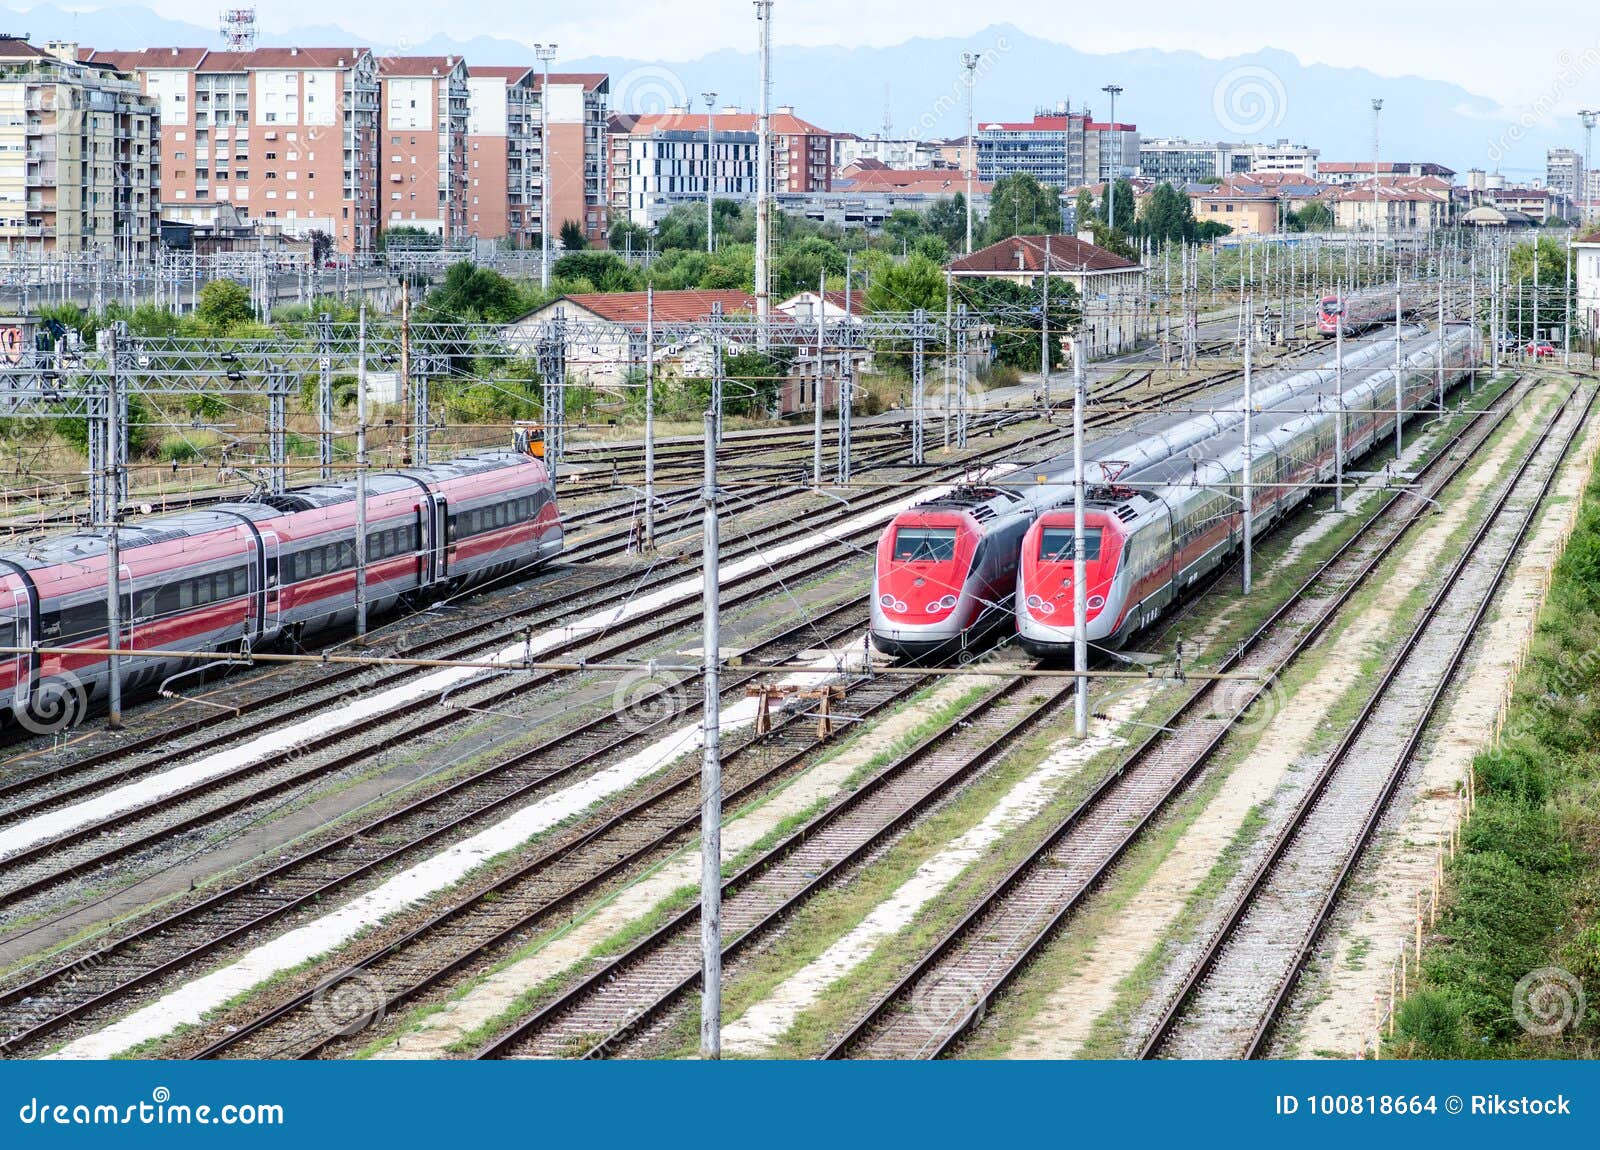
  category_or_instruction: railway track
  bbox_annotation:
[472,674,1073,1059]
[0,602,886,1056]
[0,353,1331,1062]
[1140,380,1594,1060]
[822,373,1535,1059]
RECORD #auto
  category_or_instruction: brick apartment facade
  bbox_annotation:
[378,56,469,242]
[82,45,380,254]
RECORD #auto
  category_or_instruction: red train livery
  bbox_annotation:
[0,449,561,728]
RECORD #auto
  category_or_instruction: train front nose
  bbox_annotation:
[870,514,977,657]
[1017,514,1123,652]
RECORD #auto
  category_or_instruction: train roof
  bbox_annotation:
[910,484,1030,523]
[0,450,543,571]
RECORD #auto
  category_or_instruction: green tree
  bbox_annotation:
[863,252,946,314]
[196,279,254,330]
[984,173,1063,243]
[426,262,531,323]
[378,225,442,252]
[1099,178,1136,231]
[559,220,588,251]
[1289,200,1333,232]
[924,193,968,250]
[608,217,652,254]
[552,251,641,292]
[1134,182,1197,247]
[1073,188,1095,230]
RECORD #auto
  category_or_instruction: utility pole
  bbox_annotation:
[814,270,826,489]
[1070,335,1088,739]
[962,52,979,255]
[838,252,854,486]
[105,327,123,730]
[644,286,656,551]
[755,1,773,341]
[1333,288,1345,512]
[699,409,723,1060]
[1102,84,1123,233]
[704,92,718,254]
[1040,236,1051,409]
[355,304,369,636]
[1242,298,1253,597]
[1394,275,1404,458]
[535,42,557,291]
[1565,232,1573,367]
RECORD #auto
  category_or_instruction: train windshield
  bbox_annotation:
[1039,527,1103,562]
[893,527,959,562]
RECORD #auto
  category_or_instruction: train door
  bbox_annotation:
[431,493,451,581]
[258,529,281,639]
[1,573,29,714]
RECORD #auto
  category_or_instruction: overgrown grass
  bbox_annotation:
[1389,443,1600,1059]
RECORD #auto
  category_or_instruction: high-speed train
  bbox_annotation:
[1317,287,1425,337]
[870,325,1476,659]
[1017,326,1477,654]
[0,448,561,728]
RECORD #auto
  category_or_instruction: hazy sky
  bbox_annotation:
[111,0,1599,109]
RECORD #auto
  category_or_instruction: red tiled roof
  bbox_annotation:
[82,47,370,71]
[629,111,831,136]
[841,168,990,194]
[82,47,209,69]
[947,235,1139,276]
[539,290,756,325]
[0,37,53,60]
[378,55,463,77]
[468,65,533,82]
[530,72,608,91]
[1575,229,1600,244]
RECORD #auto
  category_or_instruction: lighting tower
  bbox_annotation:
[535,42,557,290]
[1371,98,1383,266]
[1581,110,1599,224]
[704,92,718,253]
[754,1,773,340]
[962,52,979,254]
[1101,84,1123,232]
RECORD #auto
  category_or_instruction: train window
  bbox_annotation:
[1039,527,1103,562]
[233,568,249,597]
[60,600,108,640]
[893,527,957,563]
[308,548,325,577]
[0,619,13,650]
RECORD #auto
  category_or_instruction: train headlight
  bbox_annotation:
[925,601,944,614]
[1088,595,1106,611]
[893,600,908,613]
[939,595,957,609]
[1025,594,1043,610]
[879,593,895,609]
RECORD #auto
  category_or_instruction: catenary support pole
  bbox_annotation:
[1243,298,1254,597]
[105,328,123,730]
[355,304,369,637]
[1071,336,1088,739]
[814,270,826,489]
[644,286,656,551]
[1334,287,1345,513]
[699,409,723,1059]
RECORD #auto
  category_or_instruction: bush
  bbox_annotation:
[160,438,202,463]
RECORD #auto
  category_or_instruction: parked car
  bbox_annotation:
[1526,341,1557,358]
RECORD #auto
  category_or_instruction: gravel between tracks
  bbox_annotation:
[370,672,993,1058]
[1283,405,1600,1058]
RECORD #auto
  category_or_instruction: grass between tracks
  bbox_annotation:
[940,376,1545,1056]
[1389,453,1600,1059]
[339,678,996,1057]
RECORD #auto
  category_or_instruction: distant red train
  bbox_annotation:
[1317,288,1424,337]
[0,449,561,729]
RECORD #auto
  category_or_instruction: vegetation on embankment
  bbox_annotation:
[1390,466,1600,1058]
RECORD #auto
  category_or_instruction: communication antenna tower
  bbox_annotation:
[220,8,257,50]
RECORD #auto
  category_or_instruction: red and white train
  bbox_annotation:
[0,449,561,727]
[1317,287,1425,337]
[871,325,1477,660]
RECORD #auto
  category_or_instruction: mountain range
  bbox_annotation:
[1,7,1576,179]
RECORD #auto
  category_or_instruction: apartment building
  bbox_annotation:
[82,45,380,254]
[1332,177,1456,231]
[378,56,469,241]
[0,37,159,257]
[977,105,1137,190]
[611,106,831,228]
[1318,160,1455,185]
[466,66,535,244]
[832,134,945,173]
